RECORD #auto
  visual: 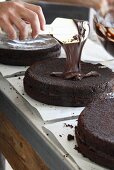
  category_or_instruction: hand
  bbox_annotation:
[108,0,114,5]
[0,1,46,40]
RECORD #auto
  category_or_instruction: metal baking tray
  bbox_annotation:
[0,73,79,170]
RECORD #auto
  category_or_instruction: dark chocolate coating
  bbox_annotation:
[76,95,114,169]
[0,35,61,66]
[23,58,114,106]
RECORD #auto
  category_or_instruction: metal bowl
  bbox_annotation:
[94,7,114,57]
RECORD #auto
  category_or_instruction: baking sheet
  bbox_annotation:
[43,120,108,170]
[7,76,84,121]
[0,64,28,77]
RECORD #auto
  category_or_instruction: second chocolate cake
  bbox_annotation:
[0,34,61,66]
[23,58,114,106]
[76,86,114,169]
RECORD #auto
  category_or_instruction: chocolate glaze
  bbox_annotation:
[94,8,114,56]
[51,20,100,80]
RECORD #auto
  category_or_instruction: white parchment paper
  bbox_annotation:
[43,120,108,170]
[7,76,84,121]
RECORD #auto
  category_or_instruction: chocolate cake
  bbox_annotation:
[76,89,114,169]
[23,58,114,106]
[0,34,61,66]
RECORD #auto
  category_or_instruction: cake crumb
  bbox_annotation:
[67,134,74,141]
[63,153,69,157]
[75,126,77,130]
[64,123,73,128]
[74,145,80,152]
[65,153,69,157]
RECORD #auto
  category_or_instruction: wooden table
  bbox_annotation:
[0,73,78,170]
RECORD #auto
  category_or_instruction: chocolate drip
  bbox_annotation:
[51,71,100,80]
[51,20,100,80]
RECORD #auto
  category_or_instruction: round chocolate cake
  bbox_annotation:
[0,34,61,66]
[76,92,114,169]
[23,58,114,107]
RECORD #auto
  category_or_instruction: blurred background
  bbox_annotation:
[21,0,89,24]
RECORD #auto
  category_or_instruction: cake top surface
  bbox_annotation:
[27,58,114,89]
[80,93,114,143]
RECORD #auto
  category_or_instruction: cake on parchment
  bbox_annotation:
[23,58,114,106]
[76,87,114,169]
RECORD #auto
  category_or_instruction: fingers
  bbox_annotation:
[0,1,46,40]
[19,7,41,39]
[16,2,46,38]
[9,13,28,40]
[24,3,46,31]
[0,16,17,40]
[108,0,114,3]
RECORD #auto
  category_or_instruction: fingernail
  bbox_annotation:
[33,34,38,39]
[42,24,45,31]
